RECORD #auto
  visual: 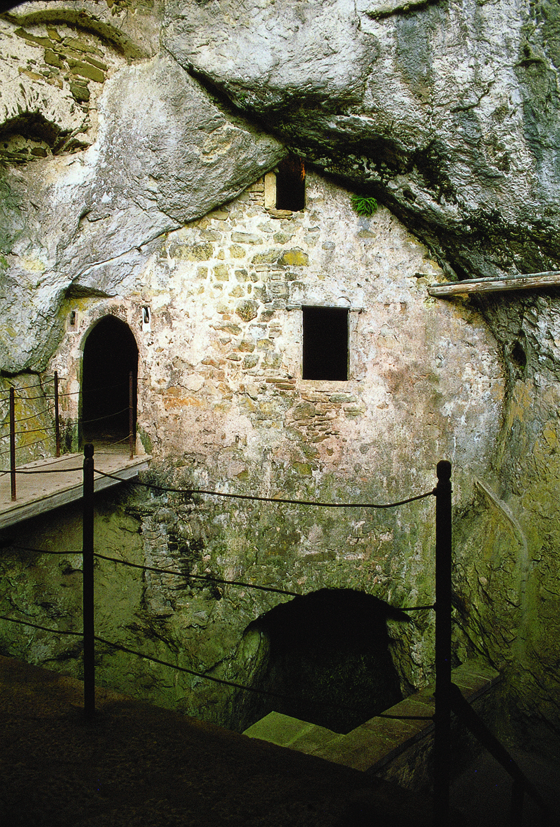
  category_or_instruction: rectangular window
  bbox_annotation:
[276,155,305,211]
[302,306,348,380]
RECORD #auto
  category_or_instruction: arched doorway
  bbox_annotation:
[235,589,405,734]
[81,316,138,447]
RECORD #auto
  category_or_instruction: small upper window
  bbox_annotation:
[302,306,348,381]
[276,155,305,211]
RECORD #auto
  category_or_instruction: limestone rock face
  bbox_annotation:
[165,0,370,112]
[3,0,560,368]
[0,14,283,371]
[164,0,560,282]
[59,54,284,294]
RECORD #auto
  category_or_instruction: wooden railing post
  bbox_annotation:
[54,371,61,458]
[83,443,95,718]
[434,459,452,827]
[449,682,549,825]
[9,387,16,501]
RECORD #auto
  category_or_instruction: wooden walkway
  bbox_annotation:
[0,450,150,529]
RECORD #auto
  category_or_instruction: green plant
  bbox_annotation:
[351,193,378,217]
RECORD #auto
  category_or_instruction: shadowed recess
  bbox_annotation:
[81,315,138,445]
[238,588,404,734]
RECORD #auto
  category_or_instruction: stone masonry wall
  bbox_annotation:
[0,13,135,164]
[13,169,504,728]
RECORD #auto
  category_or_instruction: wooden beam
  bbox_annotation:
[428,271,560,297]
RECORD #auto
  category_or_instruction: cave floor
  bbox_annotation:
[0,655,434,827]
[451,747,560,827]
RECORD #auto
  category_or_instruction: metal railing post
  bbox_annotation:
[54,371,61,458]
[83,443,95,718]
[449,682,549,825]
[434,459,452,827]
[128,371,134,460]
[510,778,524,827]
[9,387,16,501]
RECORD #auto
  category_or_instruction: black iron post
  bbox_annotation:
[82,443,95,718]
[434,459,452,827]
[510,780,524,827]
[9,387,16,501]
[54,371,61,458]
[128,371,134,460]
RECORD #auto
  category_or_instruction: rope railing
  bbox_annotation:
[10,423,56,437]
[0,376,55,402]
[93,636,375,714]
[1,371,137,499]
[79,407,131,426]
[0,614,83,638]
[0,448,451,823]
[2,464,84,474]
[3,545,81,555]
[0,446,545,825]
[0,611,378,715]
[93,552,304,597]
[0,435,54,460]
[0,406,54,428]
[2,542,432,611]
[93,467,437,509]
[14,392,56,401]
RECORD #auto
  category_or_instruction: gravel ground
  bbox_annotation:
[0,656,432,827]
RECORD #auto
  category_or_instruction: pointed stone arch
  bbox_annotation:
[80,315,138,447]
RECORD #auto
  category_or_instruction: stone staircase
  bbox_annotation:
[244,659,501,791]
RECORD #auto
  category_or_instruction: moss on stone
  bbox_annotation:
[278,249,309,266]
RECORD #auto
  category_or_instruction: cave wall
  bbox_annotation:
[0,4,284,372]
[1,0,560,757]
[452,294,560,754]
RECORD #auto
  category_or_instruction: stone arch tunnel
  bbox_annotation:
[229,588,409,735]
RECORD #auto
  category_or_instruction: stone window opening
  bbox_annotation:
[264,154,305,216]
[302,306,349,381]
[142,306,151,332]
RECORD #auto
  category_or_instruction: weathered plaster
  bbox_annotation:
[2,0,560,758]
[0,171,506,730]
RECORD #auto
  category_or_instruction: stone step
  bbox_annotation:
[243,712,340,753]
[244,658,501,786]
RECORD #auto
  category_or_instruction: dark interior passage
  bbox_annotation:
[240,589,404,734]
[275,155,305,211]
[81,316,138,445]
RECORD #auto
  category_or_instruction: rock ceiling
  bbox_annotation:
[1,0,560,371]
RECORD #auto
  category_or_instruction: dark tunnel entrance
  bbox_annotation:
[81,316,138,447]
[238,589,405,734]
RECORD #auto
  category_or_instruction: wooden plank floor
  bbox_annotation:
[0,449,150,529]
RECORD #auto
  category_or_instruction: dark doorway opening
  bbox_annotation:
[276,155,305,211]
[81,316,138,447]
[238,589,404,734]
[303,306,348,381]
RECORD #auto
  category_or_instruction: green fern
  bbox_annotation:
[351,194,378,217]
